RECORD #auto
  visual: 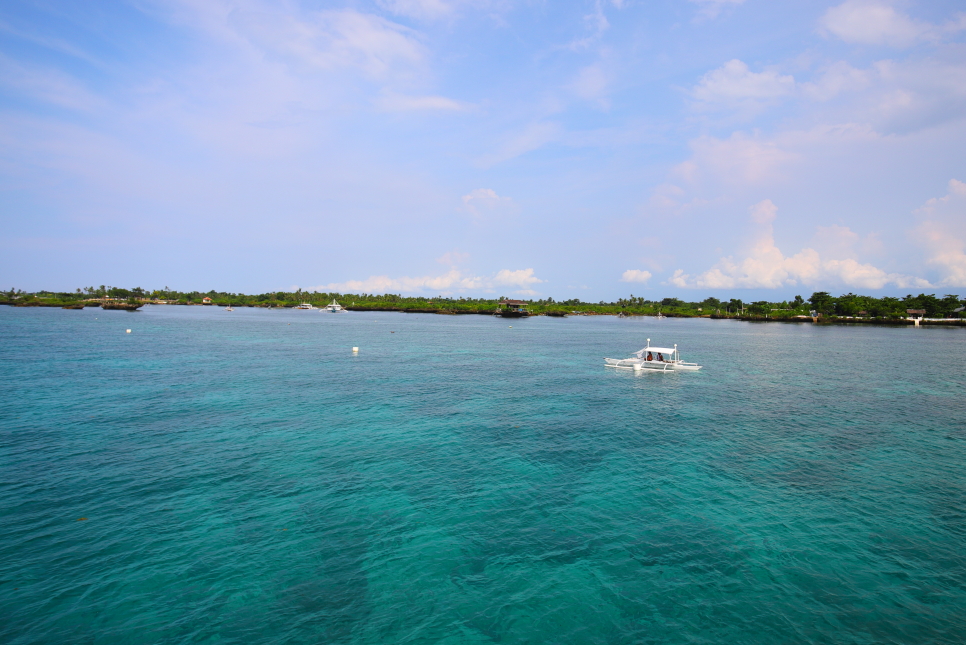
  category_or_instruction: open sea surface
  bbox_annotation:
[1,305,965,644]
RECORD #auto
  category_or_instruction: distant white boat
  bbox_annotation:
[295,302,317,310]
[324,299,346,313]
[224,304,234,311]
[605,339,701,372]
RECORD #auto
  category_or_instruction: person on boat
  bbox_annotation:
[657,352,665,362]
[646,352,653,361]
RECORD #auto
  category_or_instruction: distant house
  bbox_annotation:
[202,297,212,304]
[497,299,531,318]
[907,309,925,319]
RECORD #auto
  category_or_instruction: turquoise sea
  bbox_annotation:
[1,305,964,644]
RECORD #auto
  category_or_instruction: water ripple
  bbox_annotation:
[1,307,964,643]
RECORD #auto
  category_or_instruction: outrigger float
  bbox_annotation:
[605,339,701,372]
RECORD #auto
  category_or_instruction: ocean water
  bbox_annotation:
[1,305,964,645]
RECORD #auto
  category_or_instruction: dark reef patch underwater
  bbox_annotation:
[1,305,964,644]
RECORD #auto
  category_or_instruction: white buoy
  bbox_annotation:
[509,326,512,328]
[352,347,359,353]
[126,329,131,333]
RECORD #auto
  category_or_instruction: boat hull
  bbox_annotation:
[604,358,701,371]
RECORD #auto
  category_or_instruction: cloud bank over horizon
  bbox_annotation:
[312,267,543,296]
[2,0,965,298]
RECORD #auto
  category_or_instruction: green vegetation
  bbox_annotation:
[1,286,964,322]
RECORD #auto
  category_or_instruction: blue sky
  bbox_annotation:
[1,0,965,299]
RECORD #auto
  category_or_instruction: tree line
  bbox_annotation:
[2,287,964,318]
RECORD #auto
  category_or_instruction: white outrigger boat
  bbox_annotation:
[605,339,701,372]
[324,299,346,313]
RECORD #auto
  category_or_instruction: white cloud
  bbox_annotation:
[569,63,611,107]
[669,200,929,289]
[914,178,966,216]
[568,0,612,50]
[436,250,469,266]
[914,179,966,287]
[812,224,858,258]
[376,0,519,21]
[819,0,966,48]
[492,268,543,289]
[749,198,777,224]
[670,122,893,198]
[692,51,966,133]
[461,188,516,220]
[648,183,686,209]
[675,132,797,185]
[643,183,714,224]
[689,59,870,117]
[621,270,652,283]
[230,8,426,79]
[916,222,966,287]
[376,0,453,21]
[689,0,746,20]
[377,91,466,111]
[864,58,966,133]
[477,121,561,167]
[691,59,795,108]
[799,61,872,101]
[314,267,543,295]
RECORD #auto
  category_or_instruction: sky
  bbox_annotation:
[1,0,965,300]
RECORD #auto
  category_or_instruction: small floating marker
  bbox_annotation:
[509,326,512,328]
[126,329,131,334]
[352,347,359,353]
[77,517,88,521]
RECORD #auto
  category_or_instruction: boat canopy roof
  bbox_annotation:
[635,346,676,356]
